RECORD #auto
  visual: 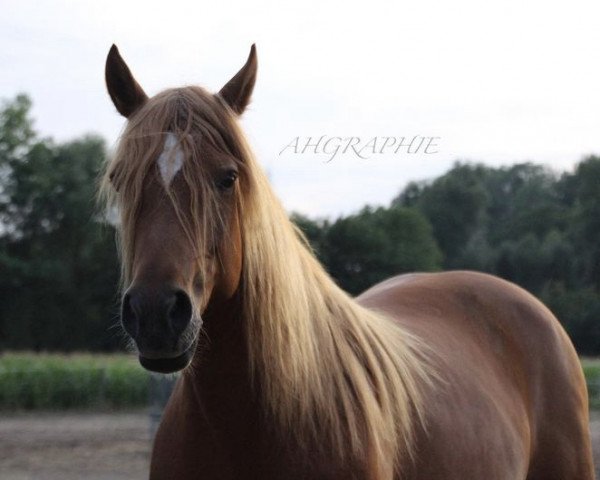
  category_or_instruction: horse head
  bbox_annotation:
[103,44,257,373]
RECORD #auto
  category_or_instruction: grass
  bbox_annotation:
[582,358,600,409]
[1,353,599,410]
[0,352,150,410]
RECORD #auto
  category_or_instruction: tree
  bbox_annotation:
[319,206,441,294]
[483,163,566,246]
[0,95,120,351]
[392,158,600,354]
[394,163,488,267]
[566,156,600,287]
[1,94,599,355]
[291,213,330,265]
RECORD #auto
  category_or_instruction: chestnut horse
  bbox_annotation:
[101,44,594,480]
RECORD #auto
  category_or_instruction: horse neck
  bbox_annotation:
[184,292,260,431]
[189,292,248,382]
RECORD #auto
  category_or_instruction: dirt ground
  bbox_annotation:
[0,411,151,480]
[1,410,600,479]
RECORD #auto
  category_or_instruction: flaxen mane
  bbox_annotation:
[100,86,433,479]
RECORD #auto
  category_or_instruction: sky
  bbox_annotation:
[1,0,600,218]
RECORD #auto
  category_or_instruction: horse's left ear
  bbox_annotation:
[219,44,257,115]
[105,44,148,118]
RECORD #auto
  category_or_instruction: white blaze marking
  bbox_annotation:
[157,133,184,186]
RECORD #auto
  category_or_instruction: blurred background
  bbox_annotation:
[1,0,600,478]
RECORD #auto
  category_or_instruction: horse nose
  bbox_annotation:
[121,287,193,341]
[167,290,193,335]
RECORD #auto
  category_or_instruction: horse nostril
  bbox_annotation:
[121,292,139,339]
[167,290,193,335]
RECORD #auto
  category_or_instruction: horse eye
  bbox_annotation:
[108,171,120,192]
[217,170,238,191]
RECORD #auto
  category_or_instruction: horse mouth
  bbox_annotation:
[138,338,197,374]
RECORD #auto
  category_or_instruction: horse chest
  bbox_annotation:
[151,374,362,480]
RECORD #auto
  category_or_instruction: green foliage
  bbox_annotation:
[2,351,596,411]
[0,353,149,409]
[290,213,330,263]
[392,159,600,354]
[581,358,600,409]
[395,163,488,264]
[325,207,441,294]
[542,286,600,356]
[1,93,600,356]
[0,94,120,351]
[294,207,442,294]
[567,157,600,285]
[0,94,35,161]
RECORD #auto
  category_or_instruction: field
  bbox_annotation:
[0,353,150,410]
[0,353,154,479]
[1,354,599,478]
[583,358,600,409]
[0,410,599,479]
[2,353,600,411]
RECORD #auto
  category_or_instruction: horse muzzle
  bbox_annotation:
[121,286,200,373]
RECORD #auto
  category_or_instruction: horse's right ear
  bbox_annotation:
[105,44,148,118]
[219,44,257,115]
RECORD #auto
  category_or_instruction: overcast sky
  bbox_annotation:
[2,0,600,217]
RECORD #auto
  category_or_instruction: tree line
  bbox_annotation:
[1,95,598,353]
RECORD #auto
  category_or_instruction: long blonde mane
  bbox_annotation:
[100,87,432,479]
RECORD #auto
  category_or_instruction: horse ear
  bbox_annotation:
[219,44,257,115]
[105,44,148,118]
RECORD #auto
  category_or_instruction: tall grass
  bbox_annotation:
[582,358,600,410]
[1,353,599,410]
[0,352,150,410]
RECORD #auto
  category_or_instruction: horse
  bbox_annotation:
[100,44,595,480]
